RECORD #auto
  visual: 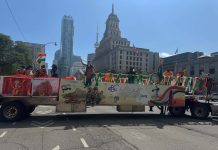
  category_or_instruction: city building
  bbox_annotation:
[16,41,45,69]
[87,53,95,62]
[53,49,60,65]
[71,55,81,64]
[162,51,204,73]
[59,15,74,77]
[177,55,218,86]
[93,5,159,73]
[211,52,218,57]
[70,61,85,76]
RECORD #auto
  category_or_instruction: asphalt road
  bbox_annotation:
[0,106,218,150]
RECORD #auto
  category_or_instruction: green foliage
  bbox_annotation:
[0,33,32,75]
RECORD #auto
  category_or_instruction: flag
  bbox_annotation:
[175,48,178,54]
[132,44,139,54]
[36,52,46,64]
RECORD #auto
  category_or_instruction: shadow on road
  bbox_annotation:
[0,113,217,129]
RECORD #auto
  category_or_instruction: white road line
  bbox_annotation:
[52,145,60,150]
[0,131,7,138]
[12,122,16,125]
[80,138,89,148]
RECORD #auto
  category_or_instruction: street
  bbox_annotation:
[0,106,218,150]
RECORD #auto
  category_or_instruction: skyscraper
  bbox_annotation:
[59,15,74,76]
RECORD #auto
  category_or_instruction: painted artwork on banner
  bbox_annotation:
[0,76,3,95]
[59,80,185,106]
[2,76,32,96]
[32,78,59,96]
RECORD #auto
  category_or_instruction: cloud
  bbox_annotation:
[159,52,172,58]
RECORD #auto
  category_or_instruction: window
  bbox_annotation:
[133,57,135,61]
[126,56,128,60]
[209,64,215,74]
[120,55,122,59]
[140,52,142,56]
[130,52,132,55]
[120,66,121,69]
[136,62,138,66]
[133,62,135,65]
[190,66,194,76]
[120,50,122,54]
[137,58,139,61]
[140,58,142,61]
[120,61,122,64]
[130,62,132,65]
[140,63,142,66]
[126,61,128,65]
[127,51,129,55]
[130,57,132,60]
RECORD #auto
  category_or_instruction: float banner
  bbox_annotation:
[2,76,32,96]
[0,76,3,95]
[59,80,185,106]
[32,78,59,97]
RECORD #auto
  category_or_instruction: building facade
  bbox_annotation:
[163,51,204,73]
[70,61,85,76]
[59,15,74,77]
[87,53,95,62]
[211,52,218,57]
[176,55,218,85]
[93,5,159,73]
[53,49,60,65]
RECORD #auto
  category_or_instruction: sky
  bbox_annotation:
[1,0,218,68]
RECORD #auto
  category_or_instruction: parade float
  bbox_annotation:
[0,72,218,121]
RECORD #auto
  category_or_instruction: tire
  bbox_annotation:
[26,105,36,114]
[0,102,25,122]
[190,104,210,119]
[169,107,186,116]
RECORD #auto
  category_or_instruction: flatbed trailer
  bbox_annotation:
[0,76,218,121]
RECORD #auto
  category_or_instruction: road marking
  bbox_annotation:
[31,120,54,128]
[80,138,89,148]
[0,131,7,138]
[12,122,16,125]
[52,145,60,150]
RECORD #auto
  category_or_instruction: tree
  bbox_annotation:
[0,33,32,75]
[0,33,15,75]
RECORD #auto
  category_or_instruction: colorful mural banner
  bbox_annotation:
[59,80,185,106]
[32,78,59,97]
[2,76,32,96]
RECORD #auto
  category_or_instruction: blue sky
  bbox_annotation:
[1,0,218,68]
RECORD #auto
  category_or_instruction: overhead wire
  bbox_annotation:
[4,0,26,41]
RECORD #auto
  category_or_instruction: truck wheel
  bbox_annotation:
[26,105,36,114]
[169,107,186,116]
[190,104,210,119]
[0,102,25,122]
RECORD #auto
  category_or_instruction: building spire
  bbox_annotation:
[112,3,114,14]
[95,24,99,48]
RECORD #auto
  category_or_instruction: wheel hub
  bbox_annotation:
[3,106,18,119]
